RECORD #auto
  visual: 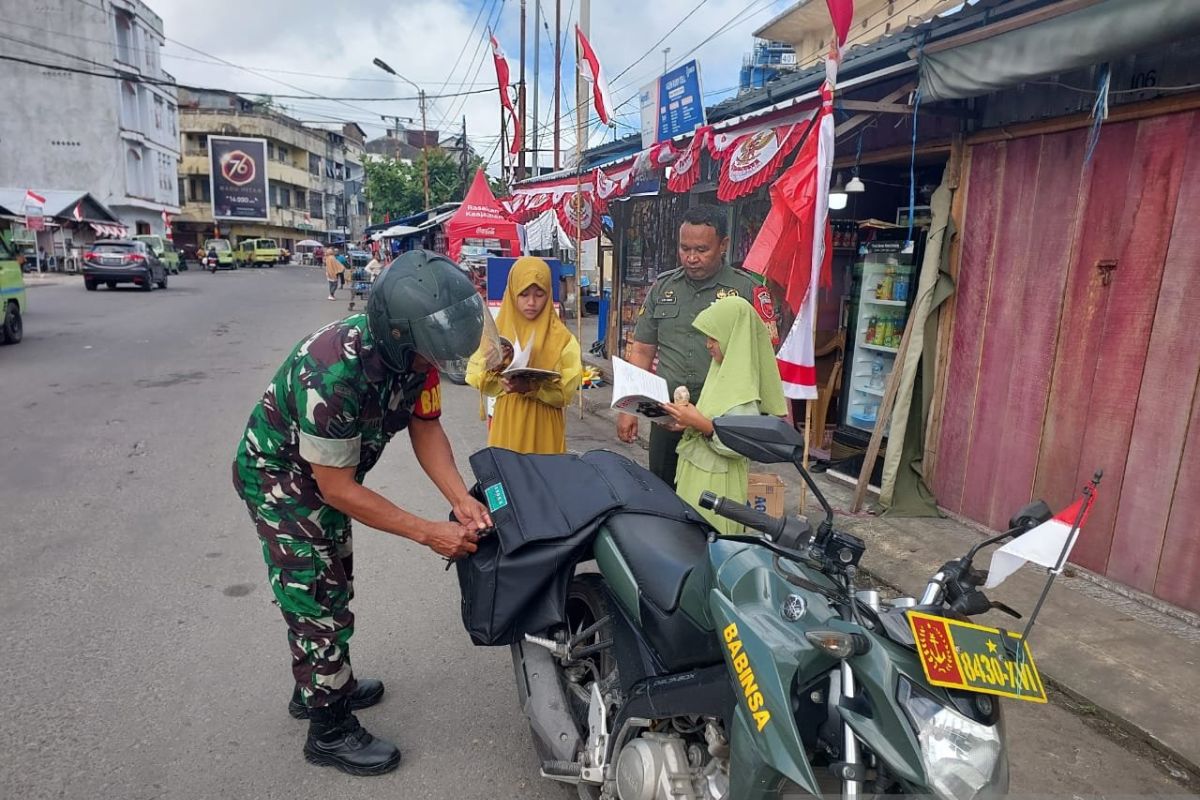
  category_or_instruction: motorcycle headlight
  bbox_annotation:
[898,677,1008,800]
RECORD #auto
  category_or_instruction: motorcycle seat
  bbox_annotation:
[604,512,709,615]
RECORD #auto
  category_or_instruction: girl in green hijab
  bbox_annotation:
[663,296,787,534]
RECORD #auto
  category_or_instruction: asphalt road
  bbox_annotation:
[1,266,1190,799]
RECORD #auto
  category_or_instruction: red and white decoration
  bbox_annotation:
[555,189,604,241]
[73,202,84,222]
[24,188,46,208]
[89,223,129,238]
[713,120,809,202]
[666,125,712,194]
[490,32,523,155]
[741,0,852,399]
[985,486,1099,589]
[576,26,615,127]
[161,209,173,241]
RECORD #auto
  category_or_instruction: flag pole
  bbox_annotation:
[574,21,586,420]
[1014,470,1102,651]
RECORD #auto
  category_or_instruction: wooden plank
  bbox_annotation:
[1108,112,1200,593]
[968,92,1200,146]
[984,129,1087,528]
[959,135,1043,528]
[923,136,968,482]
[932,141,1004,510]
[1154,371,1200,613]
[1031,120,1140,544]
[1069,113,1191,575]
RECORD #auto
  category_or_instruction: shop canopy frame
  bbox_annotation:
[445,169,523,261]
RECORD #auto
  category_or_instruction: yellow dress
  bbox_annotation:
[466,257,583,455]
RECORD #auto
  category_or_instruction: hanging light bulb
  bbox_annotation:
[846,173,866,193]
[829,171,848,210]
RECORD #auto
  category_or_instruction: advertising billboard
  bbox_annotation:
[208,135,269,221]
[639,60,706,147]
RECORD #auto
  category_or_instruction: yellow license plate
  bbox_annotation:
[907,611,1047,703]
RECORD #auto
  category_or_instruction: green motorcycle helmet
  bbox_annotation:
[366,250,498,373]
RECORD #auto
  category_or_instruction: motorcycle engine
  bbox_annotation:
[614,732,725,800]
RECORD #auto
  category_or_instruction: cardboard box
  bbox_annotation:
[747,472,787,518]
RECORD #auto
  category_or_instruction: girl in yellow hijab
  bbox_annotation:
[467,256,583,454]
[663,296,787,533]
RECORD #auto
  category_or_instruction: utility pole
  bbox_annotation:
[372,58,430,209]
[460,115,469,200]
[553,0,562,170]
[663,47,671,74]
[531,0,541,177]
[418,89,431,209]
[518,0,527,181]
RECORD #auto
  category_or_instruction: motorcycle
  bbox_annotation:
[503,415,1052,800]
[206,254,219,273]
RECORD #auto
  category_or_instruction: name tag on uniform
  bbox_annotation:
[659,290,677,304]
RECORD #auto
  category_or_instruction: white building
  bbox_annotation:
[0,0,180,238]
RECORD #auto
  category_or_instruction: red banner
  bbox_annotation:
[716,123,806,202]
[667,125,711,194]
[555,189,604,241]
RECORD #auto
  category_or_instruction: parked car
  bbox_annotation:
[82,240,168,291]
[0,237,26,344]
[133,234,181,274]
[236,238,280,268]
[204,238,236,270]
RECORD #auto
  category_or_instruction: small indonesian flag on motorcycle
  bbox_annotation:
[984,486,1098,589]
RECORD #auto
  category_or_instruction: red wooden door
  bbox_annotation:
[934,111,1200,612]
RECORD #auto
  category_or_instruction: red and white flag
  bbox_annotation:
[25,188,46,207]
[489,32,522,155]
[73,202,84,222]
[985,485,1099,589]
[576,26,615,127]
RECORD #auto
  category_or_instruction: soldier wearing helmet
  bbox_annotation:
[232,251,499,776]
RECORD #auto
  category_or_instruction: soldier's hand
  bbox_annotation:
[425,521,479,559]
[617,412,639,444]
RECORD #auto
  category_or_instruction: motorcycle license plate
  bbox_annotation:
[907,611,1047,703]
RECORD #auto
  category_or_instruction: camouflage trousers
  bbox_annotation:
[251,509,358,708]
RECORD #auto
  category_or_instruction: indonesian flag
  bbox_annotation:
[489,32,522,156]
[25,189,46,207]
[161,209,173,240]
[576,26,615,126]
[985,483,1100,589]
[73,202,84,222]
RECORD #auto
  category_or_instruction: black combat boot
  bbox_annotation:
[302,697,401,776]
[289,679,385,719]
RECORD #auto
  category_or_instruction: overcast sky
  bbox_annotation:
[155,0,795,174]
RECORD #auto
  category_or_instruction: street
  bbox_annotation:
[0,265,1190,799]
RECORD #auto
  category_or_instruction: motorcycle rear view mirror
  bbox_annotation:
[1009,500,1052,533]
[711,415,802,464]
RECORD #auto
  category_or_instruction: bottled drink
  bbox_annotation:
[865,316,876,344]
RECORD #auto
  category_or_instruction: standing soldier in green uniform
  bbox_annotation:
[618,206,778,487]
[233,250,498,776]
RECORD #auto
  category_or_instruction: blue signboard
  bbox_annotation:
[486,257,563,303]
[655,61,705,143]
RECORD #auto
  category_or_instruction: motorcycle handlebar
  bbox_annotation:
[699,491,808,543]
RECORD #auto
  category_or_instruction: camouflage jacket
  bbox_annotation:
[233,314,442,533]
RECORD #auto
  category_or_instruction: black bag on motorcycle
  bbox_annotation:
[456,448,704,645]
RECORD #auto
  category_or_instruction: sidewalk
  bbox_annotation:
[574,350,1200,777]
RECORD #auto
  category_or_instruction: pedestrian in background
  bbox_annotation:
[324,247,340,301]
[466,256,582,454]
[663,296,786,533]
[337,249,350,289]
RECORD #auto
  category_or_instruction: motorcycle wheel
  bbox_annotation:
[562,574,619,800]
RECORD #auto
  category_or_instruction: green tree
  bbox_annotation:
[364,151,500,222]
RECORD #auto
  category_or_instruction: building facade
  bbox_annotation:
[0,0,181,236]
[174,90,367,250]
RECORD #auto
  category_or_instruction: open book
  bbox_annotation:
[498,335,560,381]
[611,357,672,422]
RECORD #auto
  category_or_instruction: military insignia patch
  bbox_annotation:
[659,290,677,304]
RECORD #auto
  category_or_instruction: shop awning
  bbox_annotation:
[919,0,1200,101]
[445,170,522,261]
[90,223,129,238]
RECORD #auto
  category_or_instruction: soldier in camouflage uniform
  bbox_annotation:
[233,250,496,776]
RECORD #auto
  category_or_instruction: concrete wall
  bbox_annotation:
[0,0,179,235]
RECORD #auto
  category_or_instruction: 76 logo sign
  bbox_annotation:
[219,150,258,186]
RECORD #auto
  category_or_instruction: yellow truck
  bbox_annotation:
[236,238,280,268]
[0,236,26,344]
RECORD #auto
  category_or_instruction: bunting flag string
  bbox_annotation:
[666,125,712,194]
